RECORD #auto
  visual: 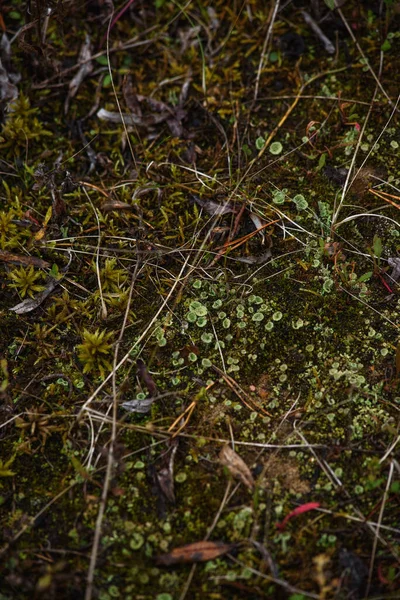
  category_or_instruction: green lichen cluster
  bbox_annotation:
[1,0,400,599]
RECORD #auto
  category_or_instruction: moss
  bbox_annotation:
[1,1,400,598]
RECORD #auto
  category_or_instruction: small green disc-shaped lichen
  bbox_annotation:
[190,301,207,316]
[272,311,283,321]
[213,299,223,309]
[272,190,286,204]
[189,300,202,311]
[256,136,265,150]
[130,532,144,550]
[269,141,283,155]
[292,318,304,329]
[188,352,198,362]
[323,279,334,293]
[186,311,197,323]
[252,312,264,322]
[293,194,308,210]
[196,316,207,327]
[202,358,212,367]
[201,332,213,343]
[222,318,231,329]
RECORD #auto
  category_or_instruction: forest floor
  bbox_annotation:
[1,1,400,599]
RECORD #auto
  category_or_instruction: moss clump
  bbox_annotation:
[76,329,114,378]
[1,1,400,598]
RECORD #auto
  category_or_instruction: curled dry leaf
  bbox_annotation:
[219,444,255,490]
[388,257,400,282]
[98,91,187,137]
[137,359,158,396]
[97,108,141,127]
[0,250,49,269]
[120,398,154,414]
[9,279,58,314]
[156,438,178,503]
[155,540,235,566]
[101,200,132,212]
[64,34,93,114]
[235,249,272,265]
[192,195,237,216]
[0,34,20,110]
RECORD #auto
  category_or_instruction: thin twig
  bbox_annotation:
[85,250,140,600]
[253,1,281,102]
[366,461,394,597]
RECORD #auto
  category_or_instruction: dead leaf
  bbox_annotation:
[137,359,158,397]
[192,195,237,216]
[98,91,188,138]
[123,75,143,117]
[0,34,20,110]
[388,257,400,282]
[120,398,154,414]
[156,438,178,503]
[101,200,132,212]
[9,253,71,314]
[219,444,255,490]
[97,108,142,127]
[155,540,235,566]
[9,279,59,314]
[234,249,272,265]
[0,59,18,107]
[248,211,267,243]
[64,34,93,114]
[0,251,49,269]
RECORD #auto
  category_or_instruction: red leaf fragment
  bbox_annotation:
[276,502,320,531]
[155,540,235,566]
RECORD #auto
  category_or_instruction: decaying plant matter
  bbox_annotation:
[1,1,400,599]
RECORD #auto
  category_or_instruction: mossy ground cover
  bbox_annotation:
[1,1,400,598]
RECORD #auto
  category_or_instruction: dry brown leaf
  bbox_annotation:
[396,342,400,378]
[101,200,132,212]
[156,438,178,504]
[155,540,234,566]
[0,251,49,269]
[219,444,255,490]
[192,195,237,216]
[9,279,58,314]
[64,34,93,114]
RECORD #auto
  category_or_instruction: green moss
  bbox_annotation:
[1,1,400,598]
